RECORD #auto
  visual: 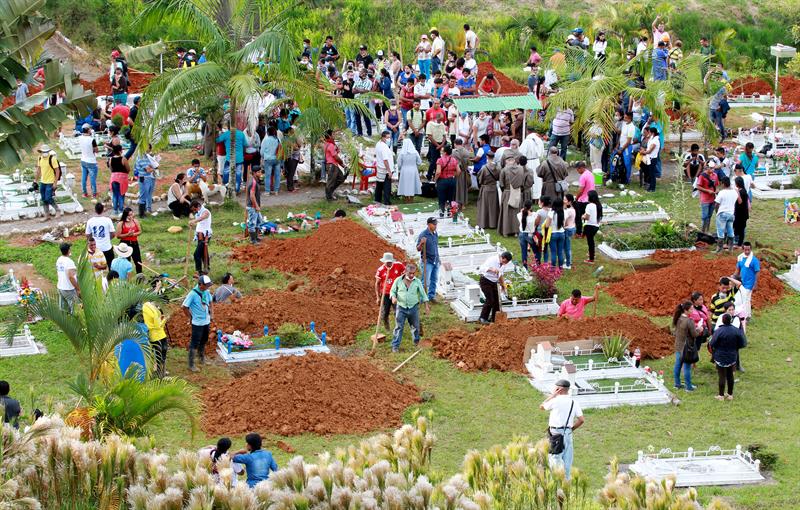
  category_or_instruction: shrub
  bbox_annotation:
[602,334,631,362]
[275,322,318,348]
[604,221,694,251]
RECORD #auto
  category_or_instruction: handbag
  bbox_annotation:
[547,160,569,193]
[547,401,574,455]
[682,338,700,364]
[508,185,521,208]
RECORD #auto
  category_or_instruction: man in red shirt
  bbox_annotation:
[696,163,719,234]
[557,284,599,320]
[375,252,405,329]
[111,100,131,125]
[425,97,446,125]
[324,130,345,201]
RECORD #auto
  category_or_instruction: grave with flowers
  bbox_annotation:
[215,322,330,363]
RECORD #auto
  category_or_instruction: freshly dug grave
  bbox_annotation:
[476,61,528,94]
[201,352,420,436]
[231,220,405,282]
[607,251,785,316]
[79,70,155,96]
[730,76,800,105]
[166,274,374,352]
[433,313,674,373]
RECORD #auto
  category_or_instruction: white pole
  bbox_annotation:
[160,53,164,74]
[773,54,779,133]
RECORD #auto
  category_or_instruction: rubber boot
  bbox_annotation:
[53,203,63,218]
[726,237,734,252]
[714,238,724,253]
[701,219,710,234]
[40,204,50,222]
[199,350,209,365]
[188,348,199,372]
[249,231,260,244]
[138,203,146,217]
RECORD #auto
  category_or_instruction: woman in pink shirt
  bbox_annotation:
[687,291,711,350]
[557,284,600,319]
[575,162,595,237]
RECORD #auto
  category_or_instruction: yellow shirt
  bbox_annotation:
[142,302,167,342]
[38,154,59,184]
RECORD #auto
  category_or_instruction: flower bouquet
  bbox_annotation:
[222,330,253,350]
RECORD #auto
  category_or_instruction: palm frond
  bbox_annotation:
[120,41,168,67]
[135,0,223,45]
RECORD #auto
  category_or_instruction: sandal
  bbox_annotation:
[714,395,725,401]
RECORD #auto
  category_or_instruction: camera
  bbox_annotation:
[28,182,39,193]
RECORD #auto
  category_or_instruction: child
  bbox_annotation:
[358,153,376,192]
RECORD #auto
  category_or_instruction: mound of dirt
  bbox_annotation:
[231,220,404,282]
[476,61,528,94]
[79,70,155,97]
[607,251,785,316]
[166,276,375,352]
[730,76,800,106]
[201,352,420,436]
[433,313,674,373]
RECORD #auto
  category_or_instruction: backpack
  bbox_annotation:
[39,154,61,181]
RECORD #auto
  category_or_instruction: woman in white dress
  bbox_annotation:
[396,138,422,200]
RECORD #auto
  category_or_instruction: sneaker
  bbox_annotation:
[714,395,725,401]
[391,347,399,353]
[479,318,491,325]
[685,385,696,392]
[673,384,684,390]
[725,394,734,401]
[583,259,594,264]
[563,265,572,270]
[82,193,90,198]
[189,366,200,373]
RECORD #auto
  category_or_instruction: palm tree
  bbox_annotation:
[133,0,373,168]
[0,0,95,169]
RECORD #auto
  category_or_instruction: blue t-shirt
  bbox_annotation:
[182,286,212,326]
[232,449,278,488]
[457,77,475,95]
[417,229,440,264]
[216,130,246,164]
[739,153,758,176]
[110,257,133,281]
[653,48,668,70]
[736,255,760,290]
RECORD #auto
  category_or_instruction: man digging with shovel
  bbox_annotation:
[389,263,429,353]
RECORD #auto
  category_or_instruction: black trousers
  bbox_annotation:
[102,249,114,270]
[374,178,392,205]
[194,237,209,274]
[427,144,441,181]
[479,276,500,322]
[584,225,599,261]
[325,166,346,200]
[190,324,209,353]
[284,158,299,191]
[379,295,394,324]
[126,240,142,274]
[717,364,735,396]
[574,201,587,235]
[151,338,168,377]
[436,177,456,212]
[354,109,372,137]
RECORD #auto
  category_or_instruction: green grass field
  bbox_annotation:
[1,174,798,509]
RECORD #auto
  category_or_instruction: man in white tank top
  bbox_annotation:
[189,200,213,275]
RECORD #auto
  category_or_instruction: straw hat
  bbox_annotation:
[114,242,133,258]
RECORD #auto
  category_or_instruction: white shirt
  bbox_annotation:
[739,173,753,192]
[517,210,537,234]
[643,136,660,164]
[593,40,607,57]
[636,41,648,56]
[79,134,97,164]
[431,36,445,60]
[56,255,76,291]
[542,394,583,428]
[415,41,431,60]
[195,205,213,235]
[585,203,599,226]
[414,82,432,110]
[478,254,510,283]
[464,58,477,72]
[620,122,635,145]
[464,30,478,50]
[715,188,738,214]
[547,209,565,233]
[375,140,394,181]
[86,216,115,252]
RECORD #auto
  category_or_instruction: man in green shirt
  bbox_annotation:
[699,36,715,79]
[389,263,429,352]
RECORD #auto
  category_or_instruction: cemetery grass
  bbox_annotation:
[1,179,798,509]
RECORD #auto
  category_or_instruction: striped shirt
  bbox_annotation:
[551,109,574,136]
[710,289,736,327]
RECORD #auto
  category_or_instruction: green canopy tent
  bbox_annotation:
[451,94,543,138]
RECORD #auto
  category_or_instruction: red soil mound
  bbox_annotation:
[201,352,420,436]
[476,61,528,94]
[79,69,155,97]
[730,76,800,106]
[433,313,674,373]
[607,251,785,316]
[231,220,405,282]
[167,276,375,352]
[1,84,43,110]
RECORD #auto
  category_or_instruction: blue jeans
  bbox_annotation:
[417,59,431,78]
[345,108,357,134]
[138,177,154,211]
[548,134,569,160]
[423,261,439,300]
[401,108,411,130]
[700,202,715,229]
[716,211,734,239]
[392,304,420,349]
[549,231,566,267]
[564,227,575,266]
[711,109,725,138]
[431,56,441,75]
[389,129,400,149]
[246,207,264,233]
[39,183,55,205]
[620,145,633,183]
[262,159,282,193]
[549,428,575,480]
[518,232,540,267]
[80,162,98,195]
[222,161,244,193]
[674,351,693,388]
[111,181,124,213]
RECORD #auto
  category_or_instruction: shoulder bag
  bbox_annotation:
[547,160,569,194]
[546,400,574,455]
